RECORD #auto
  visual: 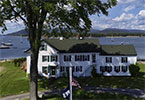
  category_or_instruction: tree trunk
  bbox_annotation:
[30,52,38,100]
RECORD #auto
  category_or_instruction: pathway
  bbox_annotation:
[0,87,145,100]
[84,87,145,98]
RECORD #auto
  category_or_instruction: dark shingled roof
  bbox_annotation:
[100,45,137,56]
[44,39,100,53]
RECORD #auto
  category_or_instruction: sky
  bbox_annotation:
[0,0,145,34]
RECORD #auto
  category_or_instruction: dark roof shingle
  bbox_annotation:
[44,39,100,53]
[100,45,137,56]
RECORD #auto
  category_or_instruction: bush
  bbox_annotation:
[129,64,140,76]
[91,66,98,78]
[13,58,26,67]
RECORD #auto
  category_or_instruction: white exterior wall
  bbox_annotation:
[98,56,137,76]
[26,42,137,77]
[59,53,99,77]
[26,42,60,78]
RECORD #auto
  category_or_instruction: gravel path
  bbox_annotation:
[0,91,46,100]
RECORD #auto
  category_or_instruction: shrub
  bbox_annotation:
[13,58,26,67]
[91,66,97,78]
[129,64,140,76]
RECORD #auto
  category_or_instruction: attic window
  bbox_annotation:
[40,43,47,51]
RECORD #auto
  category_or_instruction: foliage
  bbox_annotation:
[91,66,98,78]
[13,57,26,67]
[129,64,140,77]
[0,0,117,99]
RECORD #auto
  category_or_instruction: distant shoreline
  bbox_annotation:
[100,36,145,38]
[1,35,145,38]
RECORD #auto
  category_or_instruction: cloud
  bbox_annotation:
[118,0,145,13]
[138,10,145,17]
[112,13,134,21]
[124,6,135,12]
[0,19,25,34]
[117,0,136,4]
[91,9,145,30]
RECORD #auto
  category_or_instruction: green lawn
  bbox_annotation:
[43,63,145,90]
[0,60,145,100]
[0,61,29,97]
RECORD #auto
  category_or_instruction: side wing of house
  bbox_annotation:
[98,56,137,76]
[98,45,137,76]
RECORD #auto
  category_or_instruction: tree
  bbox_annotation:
[0,0,117,99]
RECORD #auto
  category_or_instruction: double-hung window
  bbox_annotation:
[51,55,58,62]
[114,66,120,73]
[106,57,112,63]
[64,55,71,61]
[122,66,128,72]
[42,56,49,62]
[121,57,128,63]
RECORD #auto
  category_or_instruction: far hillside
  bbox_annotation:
[5,28,145,37]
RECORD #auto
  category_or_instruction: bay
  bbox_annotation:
[0,36,145,60]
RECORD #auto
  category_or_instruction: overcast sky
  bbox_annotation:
[0,0,145,34]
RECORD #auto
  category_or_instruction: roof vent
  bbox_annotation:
[59,37,64,40]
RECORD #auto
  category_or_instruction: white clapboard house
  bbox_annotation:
[26,39,137,78]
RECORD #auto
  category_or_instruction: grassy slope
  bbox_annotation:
[0,61,29,97]
[0,61,145,99]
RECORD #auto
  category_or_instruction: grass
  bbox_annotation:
[40,63,145,90]
[0,61,29,97]
[137,63,145,77]
[0,60,145,100]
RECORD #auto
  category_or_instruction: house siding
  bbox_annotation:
[98,56,137,76]
[26,41,137,77]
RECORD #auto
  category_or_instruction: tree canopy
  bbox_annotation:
[0,0,117,33]
[0,0,117,99]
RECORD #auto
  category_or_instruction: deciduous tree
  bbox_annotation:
[0,0,117,99]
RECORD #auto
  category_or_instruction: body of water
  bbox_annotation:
[98,37,145,60]
[0,36,30,60]
[0,36,145,60]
